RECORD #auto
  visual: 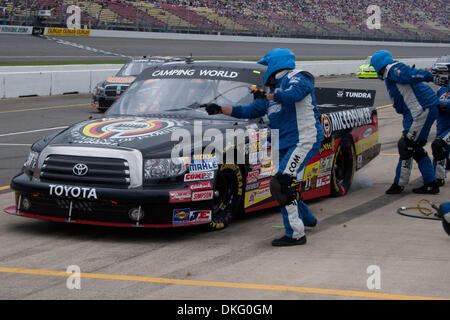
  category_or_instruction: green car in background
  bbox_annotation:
[357,56,378,78]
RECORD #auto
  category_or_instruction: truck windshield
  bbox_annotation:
[106,78,254,117]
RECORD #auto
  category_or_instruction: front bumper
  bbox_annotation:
[91,94,118,110]
[6,173,213,227]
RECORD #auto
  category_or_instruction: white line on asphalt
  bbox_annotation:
[0,126,68,137]
[0,143,32,146]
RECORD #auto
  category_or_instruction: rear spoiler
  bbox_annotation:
[315,87,376,107]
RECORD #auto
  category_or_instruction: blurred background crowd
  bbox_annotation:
[0,0,448,42]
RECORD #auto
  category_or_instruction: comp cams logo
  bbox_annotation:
[71,118,183,143]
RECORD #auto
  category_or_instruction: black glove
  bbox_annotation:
[438,103,447,112]
[202,103,222,115]
[252,88,266,100]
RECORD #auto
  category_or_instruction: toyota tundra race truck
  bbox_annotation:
[5,61,380,231]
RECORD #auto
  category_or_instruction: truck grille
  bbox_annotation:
[105,85,129,97]
[40,155,131,188]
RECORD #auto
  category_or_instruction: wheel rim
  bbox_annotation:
[213,170,236,221]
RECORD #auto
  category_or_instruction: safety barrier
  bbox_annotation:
[0,69,117,98]
[0,58,438,98]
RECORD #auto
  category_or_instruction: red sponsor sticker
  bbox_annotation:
[316,173,331,187]
[184,171,214,182]
[189,181,213,191]
[192,190,214,201]
[246,170,259,184]
[258,178,271,189]
[169,190,192,203]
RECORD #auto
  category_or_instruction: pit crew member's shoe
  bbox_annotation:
[436,179,445,187]
[271,235,307,246]
[385,183,404,194]
[412,181,440,194]
[304,217,317,227]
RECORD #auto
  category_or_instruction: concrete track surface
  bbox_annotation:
[0,75,449,300]
[0,34,449,62]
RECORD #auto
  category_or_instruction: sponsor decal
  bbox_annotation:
[49,184,97,200]
[105,76,136,84]
[173,208,190,224]
[316,173,331,187]
[288,154,302,173]
[245,182,259,192]
[319,140,335,154]
[0,25,32,34]
[321,114,332,138]
[258,167,273,179]
[188,181,212,191]
[151,69,239,79]
[184,171,214,182]
[337,90,344,98]
[192,190,214,201]
[192,154,216,161]
[249,152,258,164]
[189,162,218,172]
[246,170,260,184]
[169,190,192,203]
[345,91,372,99]
[357,154,363,169]
[256,187,271,200]
[258,178,271,189]
[189,154,218,172]
[71,118,183,144]
[46,27,90,36]
[327,108,373,133]
[251,164,262,171]
[247,191,256,206]
[355,131,379,155]
[189,210,212,223]
[363,127,373,138]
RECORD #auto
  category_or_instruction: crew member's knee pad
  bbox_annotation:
[270,173,300,206]
[397,137,414,160]
[432,138,449,161]
[412,147,428,162]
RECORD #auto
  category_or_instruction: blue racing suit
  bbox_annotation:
[439,201,450,236]
[434,85,450,180]
[383,62,439,187]
[232,69,324,239]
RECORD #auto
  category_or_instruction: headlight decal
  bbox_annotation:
[143,157,189,180]
[24,150,40,173]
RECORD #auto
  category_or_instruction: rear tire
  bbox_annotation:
[206,164,244,231]
[331,136,356,196]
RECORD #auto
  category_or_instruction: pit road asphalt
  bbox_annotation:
[0,75,448,300]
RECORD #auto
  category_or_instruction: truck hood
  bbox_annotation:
[43,115,247,159]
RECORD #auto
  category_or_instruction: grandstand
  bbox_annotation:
[0,0,448,42]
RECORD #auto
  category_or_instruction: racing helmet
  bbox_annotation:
[370,50,395,79]
[258,48,296,86]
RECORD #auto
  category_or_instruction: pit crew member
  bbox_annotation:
[432,64,450,186]
[202,48,324,246]
[370,50,440,194]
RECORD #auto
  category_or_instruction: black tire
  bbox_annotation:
[331,136,356,196]
[206,164,244,231]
